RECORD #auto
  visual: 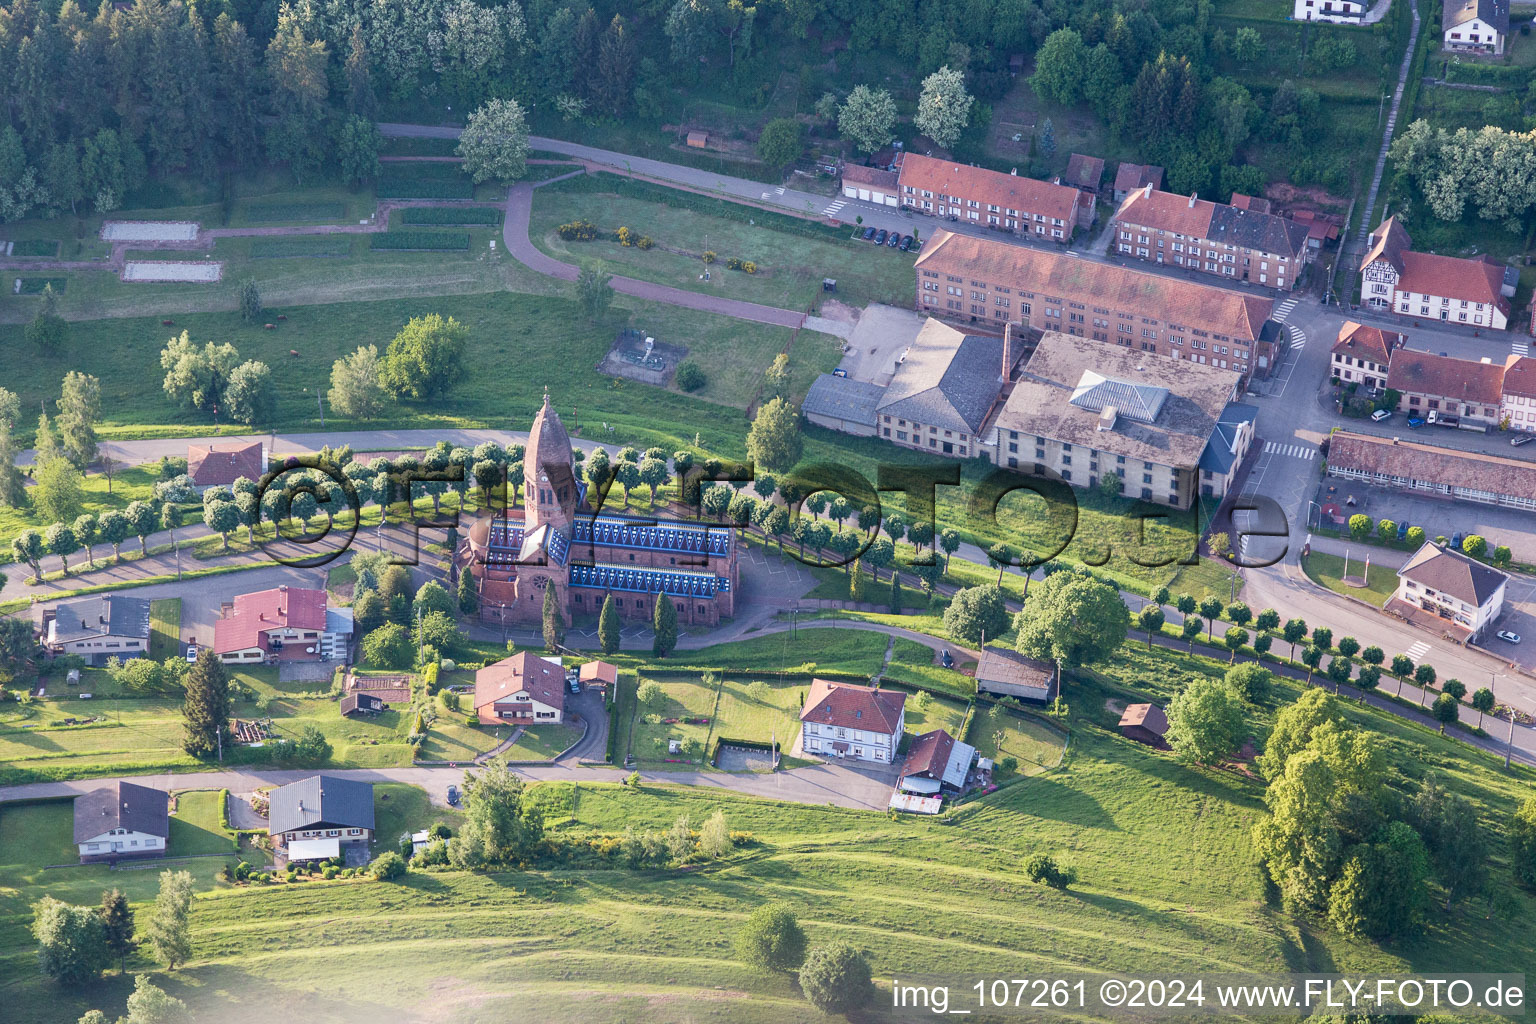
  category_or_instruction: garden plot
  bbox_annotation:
[101,220,201,242]
[122,260,223,282]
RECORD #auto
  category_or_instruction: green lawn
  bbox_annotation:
[370,782,459,858]
[967,704,1069,775]
[1300,550,1400,607]
[0,465,160,568]
[503,722,584,760]
[168,789,238,855]
[148,598,182,661]
[418,716,504,763]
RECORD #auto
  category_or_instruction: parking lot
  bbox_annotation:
[1312,479,1536,565]
[835,303,927,387]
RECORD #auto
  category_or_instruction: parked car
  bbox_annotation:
[1426,410,1439,426]
[185,644,198,663]
[1407,417,1425,428]
[1370,409,1391,422]
[861,226,876,240]
[1513,434,1535,447]
[874,229,888,244]
[1452,532,1464,550]
[568,676,581,695]
[899,234,914,251]
[886,231,900,247]
[1497,631,1522,644]
[446,785,460,806]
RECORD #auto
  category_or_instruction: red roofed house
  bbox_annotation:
[798,678,906,764]
[578,659,618,694]
[896,152,1088,242]
[188,441,267,491]
[1112,162,1164,202]
[1387,349,1506,427]
[1062,153,1105,194]
[1502,355,1536,434]
[1330,321,1404,389]
[899,728,977,794]
[1111,185,1311,290]
[213,585,353,664]
[473,652,565,725]
[1361,215,1513,329]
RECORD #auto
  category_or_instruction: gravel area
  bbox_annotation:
[122,260,223,282]
[101,220,201,242]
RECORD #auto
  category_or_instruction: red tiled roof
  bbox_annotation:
[1063,153,1104,191]
[914,229,1273,341]
[1504,354,1536,398]
[1330,321,1403,366]
[902,728,955,780]
[842,163,898,189]
[213,585,327,654]
[1365,215,1509,309]
[799,678,906,734]
[1113,162,1163,194]
[1228,193,1272,214]
[1327,431,1536,501]
[579,660,618,685]
[474,652,565,719]
[1112,187,1308,259]
[188,442,263,487]
[898,152,1080,224]
[1386,350,1505,405]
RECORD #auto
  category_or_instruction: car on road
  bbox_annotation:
[447,785,460,806]
[1497,631,1522,644]
[185,644,198,663]
[1371,409,1392,422]
[940,649,954,668]
[1514,434,1535,447]
[899,234,914,251]
[861,226,876,240]
[874,229,889,244]
[1407,417,1425,428]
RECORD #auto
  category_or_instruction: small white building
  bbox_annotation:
[1390,541,1510,641]
[1293,0,1368,20]
[44,596,151,666]
[1503,355,1536,433]
[799,678,906,765]
[74,781,169,862]
[1443,0,1509,53]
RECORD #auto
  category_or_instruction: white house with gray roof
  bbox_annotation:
[44,596,151,665]
[267,774,375,861]
[1444,0,1508,53]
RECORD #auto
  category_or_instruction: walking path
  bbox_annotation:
[1353,0,1421,251]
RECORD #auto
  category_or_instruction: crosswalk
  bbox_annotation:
[1287,324,1307,352]
[1263,441,1317,460]
[759,186,787,200]
[1405,640,1430,661]
[1272,298,1300,322]
[1513,338,1530,358]
[822,198,847,217]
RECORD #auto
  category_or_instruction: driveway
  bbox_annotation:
[836,303,928,386]
[559,684,609,762]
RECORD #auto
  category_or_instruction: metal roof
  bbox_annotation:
[49,596,150,644]
[267,775,375,835]
[1069,370,1169,424]
[803,374,885,427]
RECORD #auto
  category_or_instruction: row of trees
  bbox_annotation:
[1345,513,1512,567]
[33,871,193,988]
[1389,121,1536,233]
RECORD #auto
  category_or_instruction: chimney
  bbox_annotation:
[1001,322,1014,381]
[1010,167,1017,176]
[1143,183,1152,199]
[1188,193,1198,208]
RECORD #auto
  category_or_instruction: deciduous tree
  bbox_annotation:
[914,65,972,149]
[837,84,897,154]
[457,97,531,183]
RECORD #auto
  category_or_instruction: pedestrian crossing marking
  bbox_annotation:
[1405,641,1430,660]
[1273,298,1300,322]
[823,199,847,216]
[1262,442,1317,460]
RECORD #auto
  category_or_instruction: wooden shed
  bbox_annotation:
[1118,703,1169,747]
[686,131,709,149]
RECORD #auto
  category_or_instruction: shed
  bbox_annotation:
[802,374,885,437]
[1118,703,1169,746]
[579,660,618,692]
[975,647,1056,703]
[686,131,709,148]
[340,692,385,717]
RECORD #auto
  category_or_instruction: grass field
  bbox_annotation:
[968,704,1070,775]
[168,789,238,856]
[504,722,584,760]
[148,599,182,660]
[1300,550,1399,606]
[417,716,503,762]
[5,638,1534,1024]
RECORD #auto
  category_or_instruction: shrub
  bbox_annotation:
[1023,852,1078,889]
[636,235,654,249]
[674,360,706,392]
[556,220,600,241]
[743,261,757,273]
[616,225,633,246]
[727,256,744,270]
[701,250,716,264]
[322,865,339,879]
[370,851,407,880]
[734,903,808,972]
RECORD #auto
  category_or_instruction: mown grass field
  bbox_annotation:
[1300,550,1399,607]
[5,640,1533,1024]
[167,789,238,856]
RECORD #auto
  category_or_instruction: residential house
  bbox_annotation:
[187,441,267,491]
[1198,403,1260,501]
[1293,0,1368,21]
[895,152,1087,242]
[1387,350,1505,427]
[840,163,900,207]
[1118,703,1169,746]
[914,228,1277,379]
[802,375,885,437]
[798,678,906,764]
[213,585,352,664]
[1501,355,1536,433]
[1390,541,1509,641]
[1112,162,1164,202]
[1361,216,1513,329]
[1111,186,1311,290]
[44,596,150,666]
[1325,431,1536,511]
[267,775,375,861]
[74,781,169,862]
[898,729,977,795]
[874,319,1011,459]
[989,332,1246,509]
[1062,153,1105,194]
[1443,0,1509,53]
[974,646,1057,703]
[1330,321,1404,389]
[473,651,566,725]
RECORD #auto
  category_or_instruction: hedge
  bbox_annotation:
[8,238,59,257]
[376,167,474,199]
[249,236,353,259]
[369,231,470,251]
[709,735,776,766]
[402,206,502,225]
[1444,61,1534,87]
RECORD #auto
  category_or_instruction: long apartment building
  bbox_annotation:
[913,228,1276,380]
[1111,186,1311,290]
[894,152,1089,241]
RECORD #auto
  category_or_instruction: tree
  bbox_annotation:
[56,371,101,469]
[1311,627,1333,652]
[1390,654,1415,696]
[1257,689,1346,781]
[1137,604,1165,647]
[26,284,67,354]
[12,529,45,581]
[594,15,636,117]
[456,563,478,615]
[746,397,802,472]
[1039,118,1056,161]
[46,522,80,576]
[0,387,24,508]
[1348,513,1371,540]
[1232,26,1265,63]
[1207,532,1231,561]
[32,897,108,987]
[224,360,274,426]
[1406,525,1425,547]
[1182,617,1202,651]
[203,500,240,552]
[653,593,678,657]
[1166,678,1246,765]
[120,973,190,1024]
[1414,662,1437,706]
[1282,618,1308,659]
[597,594,621,655]
[182,651,230,758]
[1255,607,1280,633]
[1462,534,1488,558]
[264,11,330,181]
[763,353,792,404]
[1015,573,1129,668]
[237,278,262,323]
[943,585,1010,644]
[1360,645,1384,667]
[329,345,388,420]
[1225,662,1272,703]
[0,616,35,678]
[734,903,807,972]
[371,850,407,880]
[98,889,134,974]
[915,65,973,148]
[1336,636,1360,660]
[576,262,614,322]
[160,332,239,413]
[798,942,874,1015]
[1300,645,1323,682]
[1176,594,1198,617]
[98,511,130,563]
[1431,692,1459,733]
[454,760,544,865]
[291,724,332,764]
[1327,822,1430,941]
[33,456,84,525]
[756,117,803,169]
[1512,797,1536,890]
[145,869,193,969]
[457,98,531,183]
[1223,626,1249,663]
[838,84,897,154]
[1030,28,1086,105]
[541,581,563,650]
[334,114,381,186]
[1471,686,1496,729]
[1198,597,1223,639]
[382,315,468,401]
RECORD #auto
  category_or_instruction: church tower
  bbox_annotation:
[525,389,578,535]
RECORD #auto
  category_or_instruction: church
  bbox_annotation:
[459,393,740,629]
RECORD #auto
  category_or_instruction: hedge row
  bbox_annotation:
[368,231,470,251]
[1444,61,1534,86]
[242,201,346,223]
[249,236,352,259]
[377,168,474,199]
[402,206,501,225]
[8,238,59,257]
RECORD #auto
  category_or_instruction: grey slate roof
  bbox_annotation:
[267,774,375,835]
[802,374,886,427]
[1445,0,1509,32]
[1199,403,1258,475]
[1397,541,1509,607]
[875,319,1005,434]
[49,596,151,644]
[1206,205,1310,262]
[73,781,168,843]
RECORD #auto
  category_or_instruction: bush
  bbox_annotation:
[734,903,807,972]
[370,851,407,880]
[674,360,706,392]
[556,220,600,240]
[1023,852,1078,888]
[636,235,654,249]
[322,865,339,879]
[798,942,874,1014]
